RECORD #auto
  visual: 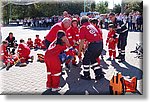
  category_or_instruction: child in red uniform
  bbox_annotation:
[41,37,47,50]
[0,41,18,70]
[66,18,80,67]
[34,35,42,49]
[106,24,118,60]
[17,39,33,66]
[44,30,70,91]
[27,38,34,49]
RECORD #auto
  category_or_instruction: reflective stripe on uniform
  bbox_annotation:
[116,33,119,38]
[68,36,72,39]
[121,24,125,27]
[83,69,90,72]
[122,29,128,33]
[121,52,125,55]
[47,72,51,75]
[108,49,115,51]
[121,50,125,52]
[83,65,90,68]
[91,62,99,67]
[52,72,61,76]
[94,66,101,70]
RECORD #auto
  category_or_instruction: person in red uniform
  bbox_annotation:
[34,35,42,49]
[106,24,118,60]
[90,18,103,64]
[78,16,104,80]
[45,18,71,49]
[44,30,70,91]
[0,41,18,70]
[27,38,34,49]
[41,37,47,50]
[66,18,80,67]
[17,39,32,66]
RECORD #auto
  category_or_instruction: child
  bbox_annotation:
[34,35,42,49]
[44,30,70,91]
[106,24,118,60]
[17,39,33,66]
[66,18,80,67]
[41,37,47,50]
[0,41,18,70]
[27,38,34,49]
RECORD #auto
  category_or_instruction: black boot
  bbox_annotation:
[65,63,71,70]
[116,54,121,59]
[94,68,105,80]
[95,74,104,80]
[80,71,91,80]
[118,55,125,63]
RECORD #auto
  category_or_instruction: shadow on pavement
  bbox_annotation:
[111,60,143,80]
[23,27,50,31]
[42,65,110,95]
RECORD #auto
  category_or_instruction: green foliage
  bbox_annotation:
[123,1,143,14]
[96,1,109,14]
[112,4,121,14]
[91,1,96,12]
[2,1,84,24]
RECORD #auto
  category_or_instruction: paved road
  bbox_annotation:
[0,26,143,95]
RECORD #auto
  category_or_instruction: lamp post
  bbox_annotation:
[9,1,12,23]
[84,0,86,13]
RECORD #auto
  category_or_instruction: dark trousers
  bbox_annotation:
[45,39,51,49]
[128,22,132,31]
[117,35,127,60]
[82,40,103,77]
[132,23,136,31]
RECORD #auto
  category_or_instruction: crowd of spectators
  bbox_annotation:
[20,10,143,32]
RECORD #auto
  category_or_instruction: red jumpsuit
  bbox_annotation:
[66,26,80,64]
[41,40,46,49]
[46,22,67,43]
[0,45,14,65]
[27,40,34,48]
[34,38,42,48]
[106,30,118,58]
[17,43,30,63]
[45,44,67,89]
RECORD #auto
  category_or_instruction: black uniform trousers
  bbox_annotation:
[82,40,103,77]
[117,33,128,61]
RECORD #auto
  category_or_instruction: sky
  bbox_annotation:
[95,0,122,9]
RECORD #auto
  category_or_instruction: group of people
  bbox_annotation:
[43,12,128,91]
[103,11,143,32]
[21,11,142,33]
[0,11,128,92]
[27,35,46,50]
[0,32,48,70]
[23,11,80,28]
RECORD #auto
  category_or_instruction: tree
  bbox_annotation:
[91,1,96,12]
[104,1,108,7]
[122,1,143,14]
[96,1,109,14]
[112,4,121,14]
[2,1,84,24]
